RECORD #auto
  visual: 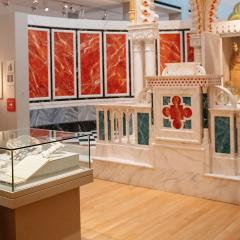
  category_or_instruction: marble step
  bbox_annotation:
[93,156,153,169]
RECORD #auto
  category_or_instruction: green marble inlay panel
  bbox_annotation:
[107,111,111,141]
[163,119,171,128]
[163,96,171,106]
[183,120,192,129]
[182,97,191,106]
[99,111,105,141]
[215,116,230,154]
[123,113,126,136]
[138,113,149,145]
[202,93,208,128]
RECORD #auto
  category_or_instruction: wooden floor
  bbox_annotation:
[80,179,240,240]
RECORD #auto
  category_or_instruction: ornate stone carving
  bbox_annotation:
[162,63,206,76]
[128,23,159,42]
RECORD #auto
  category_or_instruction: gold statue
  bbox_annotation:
[229,3,240,20]
[227,41,240,95]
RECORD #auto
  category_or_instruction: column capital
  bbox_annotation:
[128,23,159,42]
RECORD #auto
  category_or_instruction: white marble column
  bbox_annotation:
[144,38,156,77]
[132,40,144,98]
[190,33,202,64]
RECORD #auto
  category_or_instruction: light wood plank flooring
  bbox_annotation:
[80,179,240,240]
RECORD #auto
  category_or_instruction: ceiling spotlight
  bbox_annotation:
[43,0,49,12]
[69,5,75,13]
[63,3,68,9]
[102,10,108,20]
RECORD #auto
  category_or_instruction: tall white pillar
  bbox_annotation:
[133,40,144,98]
[144,38,156,77]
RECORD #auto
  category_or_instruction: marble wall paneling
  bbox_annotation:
[29,28,50,100]
[137,112,150,145]
[30,105,96,127]
[78,31,103,97]
[215,116,231,154]
[185,32,194,62]
[52,30,77,99]
[104,32,129,96]
[99,111,105,140]
[159,32,183,74]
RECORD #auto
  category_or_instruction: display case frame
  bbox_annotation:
[0,128,91,192]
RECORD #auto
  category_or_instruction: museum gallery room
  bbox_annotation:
[2,0,240,239]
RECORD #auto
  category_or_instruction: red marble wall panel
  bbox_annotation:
[29,29,50,99]
[105,33,128,95]
[53,30,76,98]
[79,32,102,96]
[186,32,194,62]
[159,33,182,74]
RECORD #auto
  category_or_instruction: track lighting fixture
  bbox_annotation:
[31,0,39,11]
[102,10,108,20]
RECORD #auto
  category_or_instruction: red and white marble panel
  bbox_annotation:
[52,30,76,99]
[78,32,102,97]
[28,28,50,100]
[159,32,182,74]
[104,33,129,96]
[185,32,194,62]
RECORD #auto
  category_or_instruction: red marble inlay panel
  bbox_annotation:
[163,96,192,129]
[79,33,101,96]
[29,29,49,99]
[160,33,181,74]
[187,32,194,62]
[53,31,75,97]
[105,33,128,95]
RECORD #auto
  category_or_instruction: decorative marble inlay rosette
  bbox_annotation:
[153,87,202,144]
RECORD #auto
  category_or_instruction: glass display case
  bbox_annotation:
[0,128,91,192]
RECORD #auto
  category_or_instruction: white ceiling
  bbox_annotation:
[0,0,181,20]
[1,0,128,9]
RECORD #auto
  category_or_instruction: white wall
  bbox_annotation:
[0,13,29,131]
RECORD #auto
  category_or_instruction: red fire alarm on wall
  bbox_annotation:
[7,98,16,112]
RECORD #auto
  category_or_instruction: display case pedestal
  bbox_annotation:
[0,169,93,240]
[0,188,81,240]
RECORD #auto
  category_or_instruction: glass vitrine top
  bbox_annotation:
[0,128,78,151]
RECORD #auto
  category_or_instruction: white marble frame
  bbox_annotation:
[157,31,184,76]
[52,29,77,100]
[153,86,202,144]
[29,27,51,101]
[77,31,103,98]
[103,32,130,97]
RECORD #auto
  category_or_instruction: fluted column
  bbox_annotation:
[144,38,156,77]
[132,40,144,98]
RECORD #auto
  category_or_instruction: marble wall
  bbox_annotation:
[52,30,76,98]
[159,32,182,74]
[105,33,129,96]
[28,28,50,100]
[30,105,96,127]
[78,32,102,97]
